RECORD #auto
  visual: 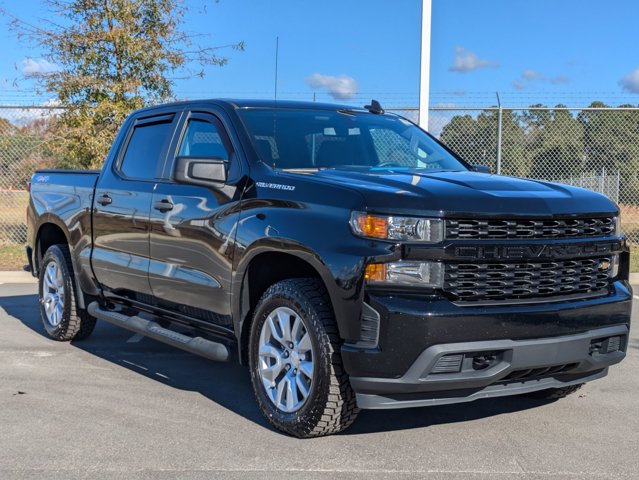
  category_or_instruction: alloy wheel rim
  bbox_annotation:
[258,306,314,413]
[42,260,65,327]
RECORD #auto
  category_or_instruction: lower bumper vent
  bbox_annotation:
[504,363,579,381]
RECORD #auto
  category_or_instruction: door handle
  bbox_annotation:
[97,194,112,206]
[154,199,174,212]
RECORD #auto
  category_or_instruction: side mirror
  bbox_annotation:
[175,156,227,187]
[472,164,492,174]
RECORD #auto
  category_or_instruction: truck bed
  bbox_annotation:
[27,169,101,290]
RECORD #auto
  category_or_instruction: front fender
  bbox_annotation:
[232,236,364,341]
[231,197,398,348]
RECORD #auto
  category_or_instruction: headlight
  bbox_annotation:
[350,212,444,243]
[610,254,620,278]
[614,215,621,236]
[365,261,444,288]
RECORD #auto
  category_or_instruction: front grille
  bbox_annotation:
[446,217,615,240]
[444,257,612,302]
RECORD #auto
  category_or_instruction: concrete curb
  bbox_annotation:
[0,271,37,284]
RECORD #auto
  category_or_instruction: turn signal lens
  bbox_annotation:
[364,263,387,282]
[355,214,388,239]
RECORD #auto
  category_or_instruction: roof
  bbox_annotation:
[219,99,367,111]
[132,98,371,116]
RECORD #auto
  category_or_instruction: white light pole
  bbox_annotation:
[418,0,432,130]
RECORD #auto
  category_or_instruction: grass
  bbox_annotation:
[630,247,639,274]
[0,244,26,271]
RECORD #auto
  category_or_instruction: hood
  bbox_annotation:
[294,169,618,217]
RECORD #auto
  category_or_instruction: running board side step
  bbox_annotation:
[87,302,229,362]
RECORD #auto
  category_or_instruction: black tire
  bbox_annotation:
[38,244,96,342]
[248,278,359,438]
[524,383,584,400]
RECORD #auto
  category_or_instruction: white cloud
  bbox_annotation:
[550,75,569,85]
[305,73,358,100]
[513,70,570,90]
[512,80,527,90]
[620,67,639,93]
[21,58,58,76]
[448,47,498,73]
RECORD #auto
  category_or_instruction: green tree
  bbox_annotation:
[578,102,639,203]
[494,109,529,177]
[439,109,529,176]
[439,111,500,170]
[3,0,244,169]
[524,105,584,180]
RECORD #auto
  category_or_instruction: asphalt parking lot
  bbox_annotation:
[1,280,638,480]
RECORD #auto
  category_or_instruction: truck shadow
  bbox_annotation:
[1,291,557,436]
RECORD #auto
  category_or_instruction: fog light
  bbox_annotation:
[473,353,498,370]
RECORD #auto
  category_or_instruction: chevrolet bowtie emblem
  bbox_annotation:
[599,259,611,270]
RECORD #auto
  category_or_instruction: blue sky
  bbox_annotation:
[1,0,639,108]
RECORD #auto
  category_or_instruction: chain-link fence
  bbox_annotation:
[0,106,64,246]
[388,106,639,243]
[2,105,639,246]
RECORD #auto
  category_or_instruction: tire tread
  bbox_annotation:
[249,278,359,438]
[39,244,96,342]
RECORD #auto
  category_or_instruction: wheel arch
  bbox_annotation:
[34,219,89,309]
[34,220,69,272]
[235,246,339,365]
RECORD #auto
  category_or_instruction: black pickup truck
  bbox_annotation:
[26,99,632,437]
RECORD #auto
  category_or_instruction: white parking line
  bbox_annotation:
[126,333,145,343]
[633,295,639,301]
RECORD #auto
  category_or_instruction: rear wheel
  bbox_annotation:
[524,384,584,400]
[38,244,96,341]
[248,278,359,438]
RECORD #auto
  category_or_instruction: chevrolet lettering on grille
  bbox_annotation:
[454,241,621,260]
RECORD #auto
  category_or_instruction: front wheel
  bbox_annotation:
[248,278,359,438]
[38,244,96,341]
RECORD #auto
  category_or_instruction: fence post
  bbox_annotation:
[496,93,502,174]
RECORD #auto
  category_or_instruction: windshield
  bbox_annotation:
[239,108,469,172]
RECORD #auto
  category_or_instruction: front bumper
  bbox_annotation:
[352,325,627,409]
[342,281,632,409]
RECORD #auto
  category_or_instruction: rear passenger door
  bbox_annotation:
[148,110,243,329]
[92,113,180,299]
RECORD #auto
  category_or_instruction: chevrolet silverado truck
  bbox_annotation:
[26,99,632,437]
